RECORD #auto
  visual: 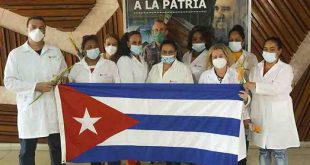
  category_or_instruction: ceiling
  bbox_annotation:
[0,0,96,31]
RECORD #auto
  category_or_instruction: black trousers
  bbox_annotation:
[19,133,63,165]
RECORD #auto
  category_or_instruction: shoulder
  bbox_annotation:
[8,44,26,57]
[227,67,238,79]
[102,58,118,69]
[145,42,155,48]
[102,58,116,65]
[7,44,29,62]
[117,56,131,63]
[183,51,191,57]
[199,69,213,83]
[151,62,161,71]
[278,60,293,71]
[201,68,213,77]
[243,50,258,61]
[45,44,62,53]
[117,56,133,68]
[176,60,190,70]
[70,61,83,71]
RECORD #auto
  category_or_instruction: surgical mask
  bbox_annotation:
[229,42,242,52]
[153,32,165,43]
[130,45,142,56]
[86,48,100,59]
[161,55,175,64]
[262,51,277,63]
[192,43,206,52]
[28,28,44,42]
[212,58,227,69]
[105,45,117,55]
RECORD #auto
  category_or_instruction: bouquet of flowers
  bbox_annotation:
[29,66,72,105]
[249,123,262,133]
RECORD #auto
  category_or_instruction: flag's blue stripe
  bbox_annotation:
[64,83,243,100]
[71,146,238,165]
[127,114,240,137]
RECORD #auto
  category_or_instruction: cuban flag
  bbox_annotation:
[55,83,246,165]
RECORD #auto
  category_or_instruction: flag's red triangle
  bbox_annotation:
[58,85,139,161]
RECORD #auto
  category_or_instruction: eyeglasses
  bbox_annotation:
[161,50,176,55]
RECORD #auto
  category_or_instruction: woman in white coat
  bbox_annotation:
[228,25,258,83]
[102,34,120,63]
[182,26,214,83]
[68,35,120,83]
[198,44,250,165]
[228,25,258,165]
[147,39,193,165]
[147,39,193,83]
[68,35,120,165]
[243,37,300,165]
[117,31,148,83]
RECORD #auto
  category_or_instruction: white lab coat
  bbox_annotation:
[249,60,300,149]
[199,67,238,84]
[182,50,208,83]
[199,67,248,161]
[68,57,120,83]
[4,42,67,139]
[146,60,194,83]
[230,50,258,82]
[117,55,148,83]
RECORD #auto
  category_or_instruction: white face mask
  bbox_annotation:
[262,51,277,63]
[192,43,206,52]
[212,58,227,69]
[86,48,100,60]
[105,45,117,55]
[229,42,242,52]
[28,28,44,42]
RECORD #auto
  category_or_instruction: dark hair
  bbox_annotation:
[228,25,245,40]
[160,40,178,51]
[81,35,99,50]
[160,39,182,61]
[153,19,166,26]
[104,34,121,62]
[187,25,214,51]
[26,16,46,27]
[119,31,141,57]
[265,37,283,49]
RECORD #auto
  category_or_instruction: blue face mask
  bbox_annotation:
[130,45,142,56]
[161,55,175,64]
[192,43,206,52]
[86,48,100,59]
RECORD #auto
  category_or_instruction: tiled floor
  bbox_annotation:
[0,143,309,165]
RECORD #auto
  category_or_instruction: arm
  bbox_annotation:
[58,49,68,73]
[250,65,293,95]
[57,49,68,83]
[4,51,36,95]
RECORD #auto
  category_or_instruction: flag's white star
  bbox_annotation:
[74,108,101,135]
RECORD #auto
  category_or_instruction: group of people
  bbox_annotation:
[4,15,300,165]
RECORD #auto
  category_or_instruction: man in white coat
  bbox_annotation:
[4,16,67,165]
